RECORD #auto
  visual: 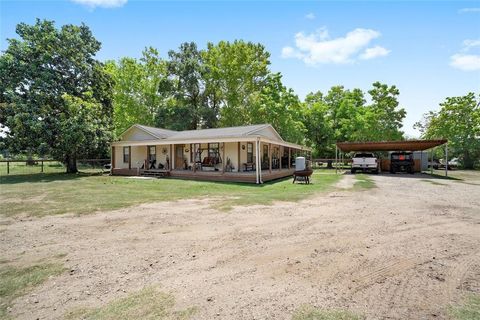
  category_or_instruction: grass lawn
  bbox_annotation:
[292,305,364,320]
[0,262,65,318]
[449,295,480,320]
[0,170,342,217]
[66,287,196,320]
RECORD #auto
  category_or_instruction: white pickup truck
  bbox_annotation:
[351,152,379,174]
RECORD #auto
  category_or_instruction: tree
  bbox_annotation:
[105,47,170,135]
[414,93,480,169]
[0,19,113,173]
[250,73,306,143]
[202,40,270,126]
[167,42,211,130]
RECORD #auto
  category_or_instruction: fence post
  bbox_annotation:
[7,161,9,174]
[41,160,44,173]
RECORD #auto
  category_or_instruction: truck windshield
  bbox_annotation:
[355,153,374,158]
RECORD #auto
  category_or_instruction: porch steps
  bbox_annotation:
[141,170,170,178]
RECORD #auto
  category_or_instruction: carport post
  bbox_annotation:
[335,145,338,174]
[430,148,433,175]
[445,142,448,177]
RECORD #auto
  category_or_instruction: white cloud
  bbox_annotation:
[305,13,316,20]
[359,46,390,60]
[450,39,480,71]
[281,27,389,65]
[71,0,127,8]
[450,54,480,71]
[462,39,480,51]
[459,7,480,13]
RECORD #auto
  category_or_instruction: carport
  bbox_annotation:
[335,139,449,176]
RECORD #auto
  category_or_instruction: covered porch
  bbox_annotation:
[111,137,311,184]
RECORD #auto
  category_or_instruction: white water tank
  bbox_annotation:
[296,157,306,171]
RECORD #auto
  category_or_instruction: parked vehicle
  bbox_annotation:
[390,152,414,174]
[427,160,440,169]
[351,152,379,174]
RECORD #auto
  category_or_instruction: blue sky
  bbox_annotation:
[1,0,479,137]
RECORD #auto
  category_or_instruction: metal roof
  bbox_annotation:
[337,139,448,152]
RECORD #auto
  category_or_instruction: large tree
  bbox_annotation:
[202,40,270,127]
[105,47,170,135]
[0,19,113,173]
[250,73,306,144]
[414,93,480,169]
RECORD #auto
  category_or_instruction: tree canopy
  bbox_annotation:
[415,93,480,169]
[0,19,113,172]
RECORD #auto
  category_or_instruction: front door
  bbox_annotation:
[175,145,184,169]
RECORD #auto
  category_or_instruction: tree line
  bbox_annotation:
[0,20,478,172]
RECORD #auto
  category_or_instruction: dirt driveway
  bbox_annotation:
[2,172,479,319]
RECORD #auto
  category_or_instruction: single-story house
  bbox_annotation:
[111,124,311,183]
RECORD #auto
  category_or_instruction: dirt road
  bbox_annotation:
[2,173,479,319]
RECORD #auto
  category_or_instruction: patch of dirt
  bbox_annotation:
[334,173,356,189]
[1,173,480,319]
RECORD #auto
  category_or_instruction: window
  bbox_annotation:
[208,143,219,158]
[247,143,253,163]
[123,146,130,163]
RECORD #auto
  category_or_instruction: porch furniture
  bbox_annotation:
[243,162,256,171]
[202,156,220,168]
[293,169,313,184]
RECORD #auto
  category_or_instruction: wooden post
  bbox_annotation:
[279,146,282,170]
[237,142,241,172]
[128,146,131,170]
[170,144,174,171]
[222,142,225,174]
[41,160,44,173]
[335,145,338,174]
[255,140,260,184]
[7,161,9,175]
[430,148,433,175]
[193,144,196,173]
[445,142,448,177]
[288,148,291,169]
[268,143,272,173]
[111,146,115,171]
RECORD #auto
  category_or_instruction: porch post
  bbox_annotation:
[237,142,241,172]
[170,144,173,171]
[288,147,291,169]
[193,144,196,173]
[279,146,282,170]
[268,143,272,173]
[111,146,115,171]
[222,142,226,174]
[255,139,260,184]
[128,146,131,170]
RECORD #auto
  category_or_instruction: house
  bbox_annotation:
[111,124,311,183]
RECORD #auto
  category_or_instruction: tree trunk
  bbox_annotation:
[65,154,78,173]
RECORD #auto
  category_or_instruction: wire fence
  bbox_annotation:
[0,159,111,176]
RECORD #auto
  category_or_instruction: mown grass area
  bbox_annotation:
[292,306,364,320]
[449,295,480,320]
[353,174,375,190]
[0,263,65,319]
[66,287,196,320]
[0,170,342,217]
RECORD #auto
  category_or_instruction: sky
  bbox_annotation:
[1,0,479,137]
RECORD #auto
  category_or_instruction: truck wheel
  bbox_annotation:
[373,169,379,174]
[351,169,356,174]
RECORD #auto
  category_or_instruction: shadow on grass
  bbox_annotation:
[0,171,104,185]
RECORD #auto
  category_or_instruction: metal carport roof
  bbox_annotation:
[336,139,448,152]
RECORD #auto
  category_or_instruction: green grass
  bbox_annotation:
[0,171,341,217]
[449,295,480,320]
[66,287,196,320]
[292,306,364,320]
[0,263,65,318]
[353,174,375,190]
